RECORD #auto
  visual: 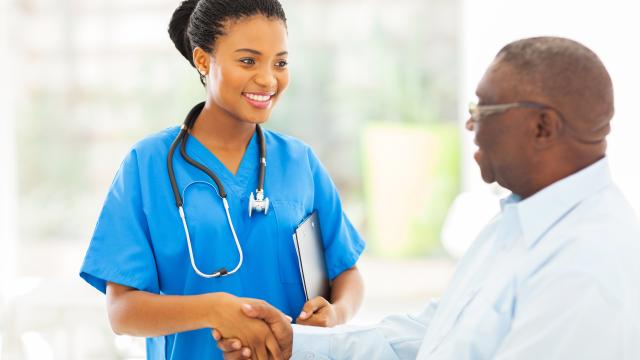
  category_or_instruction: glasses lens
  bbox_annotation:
[468,102,479,122]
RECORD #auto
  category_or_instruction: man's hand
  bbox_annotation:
[213,300,293,359]
[296,296,339,327]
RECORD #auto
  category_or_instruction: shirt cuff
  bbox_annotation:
[292,324,333,359]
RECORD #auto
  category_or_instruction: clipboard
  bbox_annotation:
[292,211,331,301]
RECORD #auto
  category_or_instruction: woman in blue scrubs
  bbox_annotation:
[79,0,365,359]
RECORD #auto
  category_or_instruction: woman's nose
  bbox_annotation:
[254,68,277,89]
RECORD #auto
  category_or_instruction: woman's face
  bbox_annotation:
[199,15,289,124]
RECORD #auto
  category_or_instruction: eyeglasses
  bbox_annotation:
[468,101,557,123]
[467,100,602,145]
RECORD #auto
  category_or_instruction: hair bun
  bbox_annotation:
[168,0,199,66]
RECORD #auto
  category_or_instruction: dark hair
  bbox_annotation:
[168,0,287,85]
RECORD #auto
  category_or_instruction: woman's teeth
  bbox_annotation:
[244,93,272,102]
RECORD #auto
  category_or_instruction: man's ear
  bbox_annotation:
[192,47,210,76]
[533,109,562,149]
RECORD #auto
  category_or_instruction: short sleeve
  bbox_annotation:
[307,148,365,280]
[79,149,159,294]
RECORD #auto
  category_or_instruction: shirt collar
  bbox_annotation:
[501,157,612,249]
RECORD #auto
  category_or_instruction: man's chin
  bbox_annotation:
[474,152,495,183]
[480,172,496,184]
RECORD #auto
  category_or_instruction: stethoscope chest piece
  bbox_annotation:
[249,189,270,217]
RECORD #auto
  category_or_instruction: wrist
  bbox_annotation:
[204,292,235,328]
[332,301,350,324]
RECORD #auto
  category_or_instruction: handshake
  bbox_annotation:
[212,294,341,360]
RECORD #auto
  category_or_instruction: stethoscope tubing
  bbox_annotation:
[178,198,243,278]
[167,101,267,278]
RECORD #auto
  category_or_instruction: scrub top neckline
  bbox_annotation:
[183,129,259,198]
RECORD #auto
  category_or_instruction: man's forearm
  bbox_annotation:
[292,323,401,360]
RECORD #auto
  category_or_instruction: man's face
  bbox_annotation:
[466,61,535,190]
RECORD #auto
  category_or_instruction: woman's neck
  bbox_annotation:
[190,100,256,152]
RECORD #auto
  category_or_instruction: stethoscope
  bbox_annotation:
[167,101,269,278]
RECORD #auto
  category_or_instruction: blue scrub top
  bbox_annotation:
[80,126,365,360]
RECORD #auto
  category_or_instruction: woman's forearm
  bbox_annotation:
[106,281,226,337]
[107,282,287,359]
[330,266,364,324]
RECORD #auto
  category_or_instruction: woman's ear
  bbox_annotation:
[192,47,210,76]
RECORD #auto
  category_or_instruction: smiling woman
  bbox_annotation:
[189,15,290,128]
[78,1,365,359]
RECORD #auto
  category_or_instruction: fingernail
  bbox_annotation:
[285,315,293,322]
[232,341,241,350]
[242,348,251,357]
[242,304,253,312]
[299,311,307,319]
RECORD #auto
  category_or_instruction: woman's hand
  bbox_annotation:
[212,301,293,360]
[295,296,340,327]
[209,293,285,360]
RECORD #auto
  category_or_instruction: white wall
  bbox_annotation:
[0,0,18,309]
[1,5,19,357]
[460,0,640,215]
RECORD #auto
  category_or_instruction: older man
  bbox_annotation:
[217,36,640,360]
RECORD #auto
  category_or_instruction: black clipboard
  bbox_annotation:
[292,211,331,301]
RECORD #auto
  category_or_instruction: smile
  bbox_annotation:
[242,92,275,110]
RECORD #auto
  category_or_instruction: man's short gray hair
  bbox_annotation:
[496,37,613,141]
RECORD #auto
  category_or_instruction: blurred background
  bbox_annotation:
[1,0,638,358]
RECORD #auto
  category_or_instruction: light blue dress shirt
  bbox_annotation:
[292,157,640,360]
[79,126,365,360]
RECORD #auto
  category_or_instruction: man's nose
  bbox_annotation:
[465,118,475,131]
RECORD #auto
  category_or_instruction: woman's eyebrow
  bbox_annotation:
[234,48,288,56]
